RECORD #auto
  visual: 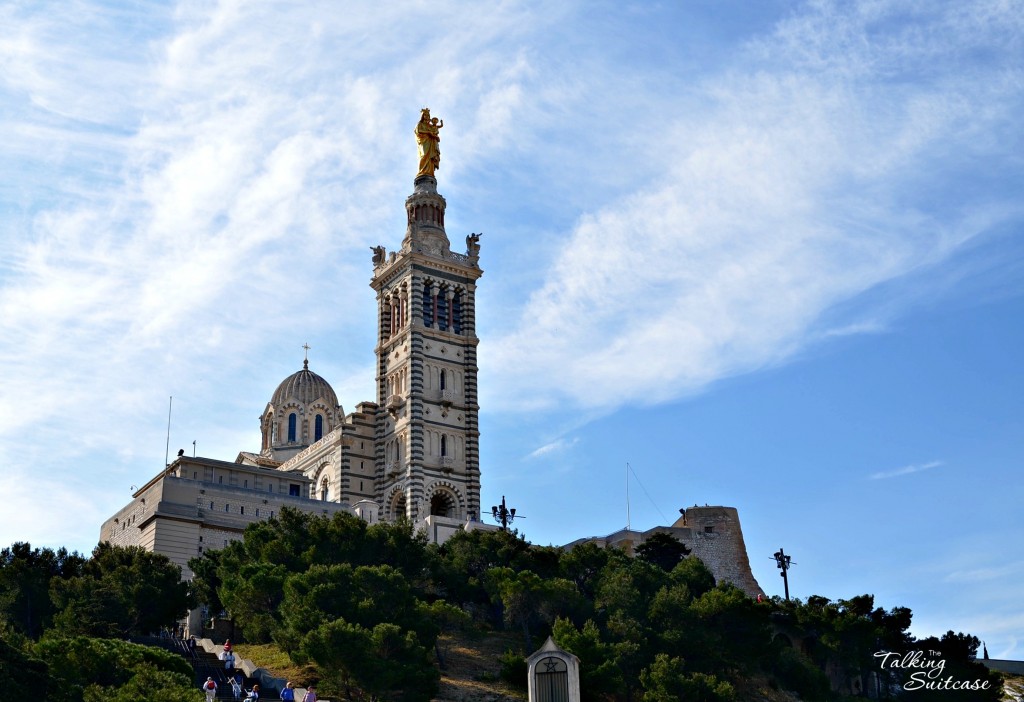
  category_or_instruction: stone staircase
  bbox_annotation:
[132,636,264,698]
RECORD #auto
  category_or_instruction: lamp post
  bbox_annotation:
[772,548,794,601]
[490,495,522,531]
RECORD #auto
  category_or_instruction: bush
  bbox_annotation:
[498,648,528,690]
[770,646,830,700]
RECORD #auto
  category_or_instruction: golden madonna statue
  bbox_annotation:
[415,108,443,177]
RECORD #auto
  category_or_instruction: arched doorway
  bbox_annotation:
[430,491,456,518]
[391,492,407,520]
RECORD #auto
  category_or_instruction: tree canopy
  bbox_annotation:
[0,515,1001,702]
[184,508,1000,701]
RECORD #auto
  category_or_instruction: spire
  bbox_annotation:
[302,342,310,370]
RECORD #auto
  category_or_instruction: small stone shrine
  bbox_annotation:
[527,637,580,702]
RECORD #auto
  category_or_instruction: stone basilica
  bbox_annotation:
[101,113,492,578]
[100,113,763,600]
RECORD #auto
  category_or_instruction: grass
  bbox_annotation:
[231,631,527,701]
[231,643,318,688]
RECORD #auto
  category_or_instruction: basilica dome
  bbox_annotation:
[271,359,339,407]
[261,358,342,461]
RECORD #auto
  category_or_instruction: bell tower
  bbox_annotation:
[370,110,483,524]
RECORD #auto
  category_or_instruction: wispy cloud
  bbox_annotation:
[819,320,888,338]
[869,460,943,480]
[945,560,1024,584]
[526,437,579,461]
[483,0,1024,412]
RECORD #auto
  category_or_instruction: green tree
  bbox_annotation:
[0,628,49,699]
[83,664,202,702]
[277,563,439,656]
[635,533,691,572]
[559,542,611,601]
[218,561,289,642]
[667,554,716,598]
[0,542,85,639]
[34,636,195,702]
[419,599,470,669]
[49,543,189,638]
[553,617,625,699]
[186,549,224,617]
[640,654,736,702]
[363,519,437,587]
[435,528,537,607]
[909,631,1003,701]
[303,619,438,701]
[688,585,771,674]
[487,567,582,650]
[213,509,440,643]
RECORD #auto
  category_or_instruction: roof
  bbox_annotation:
[270,359,339,408]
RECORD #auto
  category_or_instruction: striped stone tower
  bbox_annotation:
[370,167,483,524]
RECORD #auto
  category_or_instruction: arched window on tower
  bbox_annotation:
[440,434,447,457]
[288,413,297,442]
[437,289,449,331]
[320,478,329,501]
[440,369,446,391]
[422,283,434,326]
[452,291,463,334]
[315,414,324,441]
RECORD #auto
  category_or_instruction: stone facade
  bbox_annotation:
[99,131,765,606]
[100,164,493,565]
[565,505,764,597]
[370,174,483,525]
[100,456,351,579]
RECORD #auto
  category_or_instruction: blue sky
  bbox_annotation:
[1,0,1022,659]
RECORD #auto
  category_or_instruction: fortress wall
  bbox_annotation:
[677,506,764,597]
[564,505,764,598]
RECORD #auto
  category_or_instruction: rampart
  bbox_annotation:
[565,505,764,597]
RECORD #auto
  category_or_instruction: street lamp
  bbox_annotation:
[772,548,795,601]
[490,495,522,531]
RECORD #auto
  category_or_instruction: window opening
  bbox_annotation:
[437,292,448,331]
[422,283,434,326]
[452,292,463,334]
[288,413,297,442]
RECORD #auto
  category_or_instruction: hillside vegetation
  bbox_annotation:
[189,510,1001,701]
[0,511,1004,701]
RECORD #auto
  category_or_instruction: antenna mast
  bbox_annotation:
[626,462,631,531]
[165,396,173,467]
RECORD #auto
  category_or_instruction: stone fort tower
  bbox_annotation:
[370,171,483,524]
